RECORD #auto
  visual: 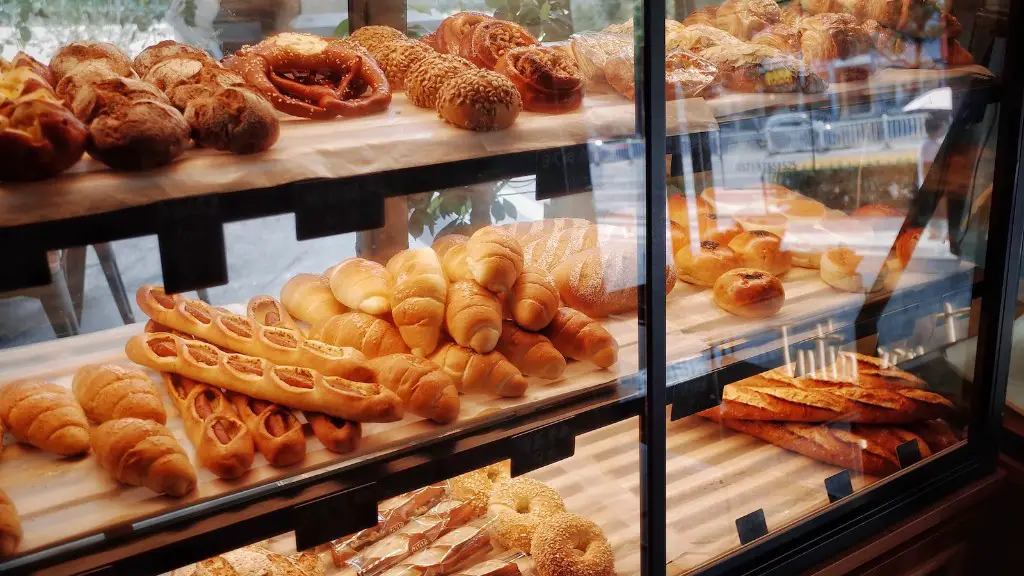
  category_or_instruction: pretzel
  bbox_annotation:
[229,33,391,119]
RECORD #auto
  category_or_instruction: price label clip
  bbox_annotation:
[897,439,923,469]
[510,420,575,477]
[825,470,854,503]
[735,509,768,545]
[294,482,378,551]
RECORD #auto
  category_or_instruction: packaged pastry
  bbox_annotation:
[378,516,496,576]
[567,32,632,85]
[452,551,531,576]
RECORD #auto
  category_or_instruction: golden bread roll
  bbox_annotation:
[428,342,528,397]
[92,418,196,496]
[507,266,559,330]
[72,364,167,424]
[446,280,503,353]
[369,354,461,424]
[432,233,474,282]
[0,489,20,558]
[329,257,394,315]
[247,295,300,332]
[496,321,566,380]
[309,312,409,358]
[386,248,448,357]
[406,54,474,109]
[541,308,618,368]
[0,379,90,455]
[466,226,525,293]
[675,240,740,287]
[733,212,788,237]
[280,273,347,325]
[228,393,307,467]
[437,68,522,131]
[728,230,793,276]
[820,247,890,293]
[305,412,361,455]
[697,212,744,245]
[712,268,785,318]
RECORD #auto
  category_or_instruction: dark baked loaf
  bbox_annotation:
[134,40,214,77]
[185,87,280,154]
[87,99,190,170]
[69,76,168,123]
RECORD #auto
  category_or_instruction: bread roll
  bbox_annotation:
[437,68,522,131]
[728,230,793,276]
[541,308,618,368]
[185,86,280,154]
[446,280,503,353]
[0,379,90,455]
[552,246,677,318]
[329,258,394,315]
[49,41,134,82]
[309,312,409,358]
[432,233,474,282]
[466,226,525,293]
[72,364,167,424]
[697,212,744,245]
[133,40,214,77]
[87,99,190,171]
[507,266,559,330]
[229,393,307,467]
[91,418,197,496]
[428,343,528,397]
[386,248,447,356]
[674,240,740,287]
[281,273,347,325]
[496,321,566,379]
[820,247,890,293]
[712,268,785,318]
[0,489,21,558]
[369,354,460,424]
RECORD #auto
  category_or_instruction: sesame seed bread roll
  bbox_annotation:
[432,233,474,282]
[378,40,436,90]
[386,248,448,357]
[541,308,618,368]
[280,273,347,325]
[309,311,409,358]
[445,280,503,353]
[349,25,407,60]
[406,54,473,109]
[466,226,524,294]
[496,320,566,379]
[428,342,528,397]
[437,68,522,131]
[329,257,395,315]
[507,266,559,330]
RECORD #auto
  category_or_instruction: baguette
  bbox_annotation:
[0,379,90,456]
[500,218,590,244]
[552,246,677,317]
[848,353,928,389]
[386,248,448,357]
[163,373,255,479]
[432,234,474,282]
[228,392,307,467]
[137,285,371,379]
[309,312,410,358]
[126,332,403,422]
[466,226,524,293]
[330,257,395,315]
[281,273,348,325]
[72,363,168,424]
[507,266,559,330]
[369,354,460,424]
[92,418,197,496]
[247,294,301,332]
[446,280,503,353]
[496,320,566,380]
[428,342,528,398]
[306,412,361,454]
[0,489,21,558]
[540,308,618,368]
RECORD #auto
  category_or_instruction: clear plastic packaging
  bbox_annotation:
[452,551,533,576]
[378,516,497,576]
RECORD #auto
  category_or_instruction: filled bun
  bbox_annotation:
[733,212,787,237]
[697,212,743,245]
[670,220,689,256]
[820,247,890,293]
[728,230,792,277]
[675,240,740,287]
[713,268,785,318]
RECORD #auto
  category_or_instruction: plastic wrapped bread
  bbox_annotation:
[378,517,496,576]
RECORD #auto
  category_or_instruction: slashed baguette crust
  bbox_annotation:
[126,332,403,422]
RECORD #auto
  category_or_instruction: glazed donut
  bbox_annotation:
[675,240,740,287]
[448,460,511,514]
[531,513,615,576]
[405,54,474,109]
[713,268,785,318]
[488,477,566,551]
[495,46,583,114]
[436,12,493,55]
[460,20,539,70]
[437,69,522,131]
[728,230,793,277]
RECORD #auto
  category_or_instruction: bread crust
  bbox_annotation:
[712,268,785,318]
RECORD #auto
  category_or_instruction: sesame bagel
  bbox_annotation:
[531,513,615,576]
[488,477,566,551]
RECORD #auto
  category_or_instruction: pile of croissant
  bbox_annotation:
[1,39,280,182]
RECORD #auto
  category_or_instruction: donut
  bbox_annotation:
[436,69,522,131]
[488,477,566,551]
[728,230,792,277]
[712,268,785,318]
[531,513,615,576]
[405,54,473,109]
[675,240,739,287]
[448,460,511,514]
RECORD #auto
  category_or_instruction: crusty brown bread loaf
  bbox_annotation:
[432,234,474,282]
[428,342,528,397]
[521,224,628,271]
[0,489,21,558]
[91,418,197,496]
[72,364,167,424]
[369,354,461,424]
[540,308,618,368]
[496,321,566,380]
[309,312,410,358]
[185,86,280,154]
[49,41,135,82]
[507,266,559,330]
[445,280,503,353]
[387,248,448,357]
[0,379,91,456]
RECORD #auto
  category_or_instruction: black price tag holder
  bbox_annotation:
[825,470,854,503]
[535,145,592,200]
[897,440,923,468]
[735,509,768,545]
[510,419,576,477]
[157,195,227,293]
[294,482,379,551]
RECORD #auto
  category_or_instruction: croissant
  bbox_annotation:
[280,274,347,326]
[0,379,90,456]
[445,280,503,353]
[386,248,447,357]
[507,266,559,331]
[432,233,474,282]
[496,320,566,380]
[0,489,20,558]
[369,354,460,424]
[309,312,409,358]
[72,364,167,424]
[466,226,524,293]
[428,342,528,397]
[329,258,394,315]
[91,418,197,496]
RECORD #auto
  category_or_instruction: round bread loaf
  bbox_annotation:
[675,240,740,287]
[185,87,280,154]
[50,41,134,82]
[712,268,785,318]
[87,100,190,170]
[405,54,473,109]
[134,40,213,77]
[436,68,522,131]
[728,230,792,277]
